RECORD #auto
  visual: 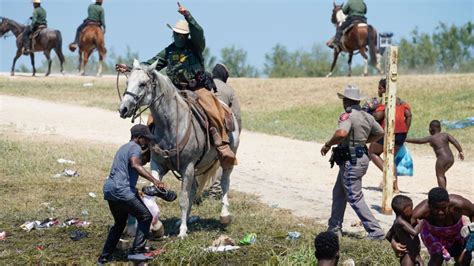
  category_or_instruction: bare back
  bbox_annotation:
[429,133,454,161]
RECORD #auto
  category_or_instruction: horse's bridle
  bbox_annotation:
[116,70,165,123]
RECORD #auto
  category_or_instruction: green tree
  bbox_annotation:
[433,22,474,71]
[220,46,259,77]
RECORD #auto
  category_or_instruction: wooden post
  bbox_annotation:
[381,46,398,215]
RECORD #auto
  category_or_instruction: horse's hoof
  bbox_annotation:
[10,73,14,76]
[45,73,50,77]
[220,215,232,226]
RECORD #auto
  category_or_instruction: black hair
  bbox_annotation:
[429,120,441,129]
[391,195,413,216]
[428,187,449,205]
[212,63,229,83]
[314,231,339,260]
[379,78,386,88]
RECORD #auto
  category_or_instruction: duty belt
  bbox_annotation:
[329,145,368,168]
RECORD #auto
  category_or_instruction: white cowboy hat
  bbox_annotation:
[32,0,41,3]
[337,85,365,101]
[167,20,190,34]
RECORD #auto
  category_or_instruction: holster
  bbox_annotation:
[330,145,368,167]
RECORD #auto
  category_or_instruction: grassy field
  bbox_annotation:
[0,134,399,264]
[1,73,473,156]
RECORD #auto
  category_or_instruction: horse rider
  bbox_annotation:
[69,0,105,51]
[22,0,47,55]
[320,85,385,240]
[332,0,367,48]
[116,2,236,169]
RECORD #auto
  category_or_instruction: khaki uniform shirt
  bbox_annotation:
[337,105,383,147]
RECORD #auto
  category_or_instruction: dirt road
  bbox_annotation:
[1,94,473,234]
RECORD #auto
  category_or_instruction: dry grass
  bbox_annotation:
[1,73,473,156]
[0,132,399,264]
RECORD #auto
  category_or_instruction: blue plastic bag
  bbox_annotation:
[395,144,413,176]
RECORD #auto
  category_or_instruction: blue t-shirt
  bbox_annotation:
[103,141,142,201]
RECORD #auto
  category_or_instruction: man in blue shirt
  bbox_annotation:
[98,124,166,263]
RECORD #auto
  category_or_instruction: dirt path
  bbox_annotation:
[1,94,473,234]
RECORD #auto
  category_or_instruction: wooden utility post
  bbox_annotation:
[381,46,398,215]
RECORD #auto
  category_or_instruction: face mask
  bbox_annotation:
[173,32,188,48]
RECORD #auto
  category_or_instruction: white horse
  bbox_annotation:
[119,60,240,238]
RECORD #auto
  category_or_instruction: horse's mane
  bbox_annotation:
[0,17,24,28]
[154,70,179,96]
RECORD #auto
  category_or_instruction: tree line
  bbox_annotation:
[28,21,473,77]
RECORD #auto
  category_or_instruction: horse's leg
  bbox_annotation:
[347,52,353,77]
[11,50,22,76]
[326,49,340,78]
[178,162,195,239]
[44,50,52,77]
[30,53,36,76]
[81,50,90,76]
[97,46,106,77]
[78,50,83,73]
[54,46,65,75]
[360,47,369,76]
[220,167,233,225]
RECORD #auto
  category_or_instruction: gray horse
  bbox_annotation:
[119,60,240,238]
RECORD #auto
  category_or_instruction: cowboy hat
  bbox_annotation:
[337,85,365,101]
[167,20,189,34]
[32,0,41,3]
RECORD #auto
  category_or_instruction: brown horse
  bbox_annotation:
[326,3,382,77]
[0,17,65,76]
[69,24,106,76]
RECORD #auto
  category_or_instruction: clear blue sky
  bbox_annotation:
[0,0,472,72]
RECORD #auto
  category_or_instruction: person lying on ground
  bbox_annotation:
[406,120,464,189]
[387,187,474,266]
[389,195,424,266]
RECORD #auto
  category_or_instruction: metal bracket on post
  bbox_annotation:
[381,46,398,215]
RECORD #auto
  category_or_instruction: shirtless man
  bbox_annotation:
[406,120,464,189]
[388,187,474,266]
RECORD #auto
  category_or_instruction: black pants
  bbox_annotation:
[73,19,100,43]
[100,194,152,257]
[335,15,367,41]
[22,25,44,49]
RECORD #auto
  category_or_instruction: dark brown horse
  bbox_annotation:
[0,17,64,76]
[326,3,382,77]
[69,24,106,76]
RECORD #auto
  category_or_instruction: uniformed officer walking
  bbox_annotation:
[320,85,385,240]
[69,0,106,51]
[22,0,47,54]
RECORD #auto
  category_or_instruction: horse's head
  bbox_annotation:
[0,17,9,37]
[118,59,158,119]
[331,2,345,26]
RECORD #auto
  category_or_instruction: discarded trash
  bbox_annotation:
[269,204,279,208]
[37,218,60,229]
[52,173,62,178]
[83,82,94,87]
[239,233,257,245]
[63,218,81,227]
[70,230,88,241]
[20,221,40,232]
[76,221,91,228]
[212,235,236,247]
[342,258,356,266]
[205,245,240,252]
[62,169,79,177]
[286,231,301,240]
[441,117,474,129]
[0,231,6,241]
[81,210,89,216]
[36,245,45,251]
[57,158,75,164]
[88,192,97,198]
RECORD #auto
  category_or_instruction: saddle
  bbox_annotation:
[82,21,102,33]
[31,25,47,39]
[343,21,368,35]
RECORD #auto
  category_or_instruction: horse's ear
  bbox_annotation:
[333,1,336,8]
[132,59,140,69]
[148,60,158,72]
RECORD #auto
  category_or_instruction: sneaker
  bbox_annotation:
[367,233,385,241]
[97,255,112,265]
[127,253,153,261]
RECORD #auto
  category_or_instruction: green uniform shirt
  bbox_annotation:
[87,3,105,28]
[31,6,47,26]
[143,13,205,86]
[337,106,383,147]
[342,0,367,17]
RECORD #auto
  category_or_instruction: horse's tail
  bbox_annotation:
[367,25,377,67]
[55,30,65,64]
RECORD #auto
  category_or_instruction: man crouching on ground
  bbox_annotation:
[98,124,166,263]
